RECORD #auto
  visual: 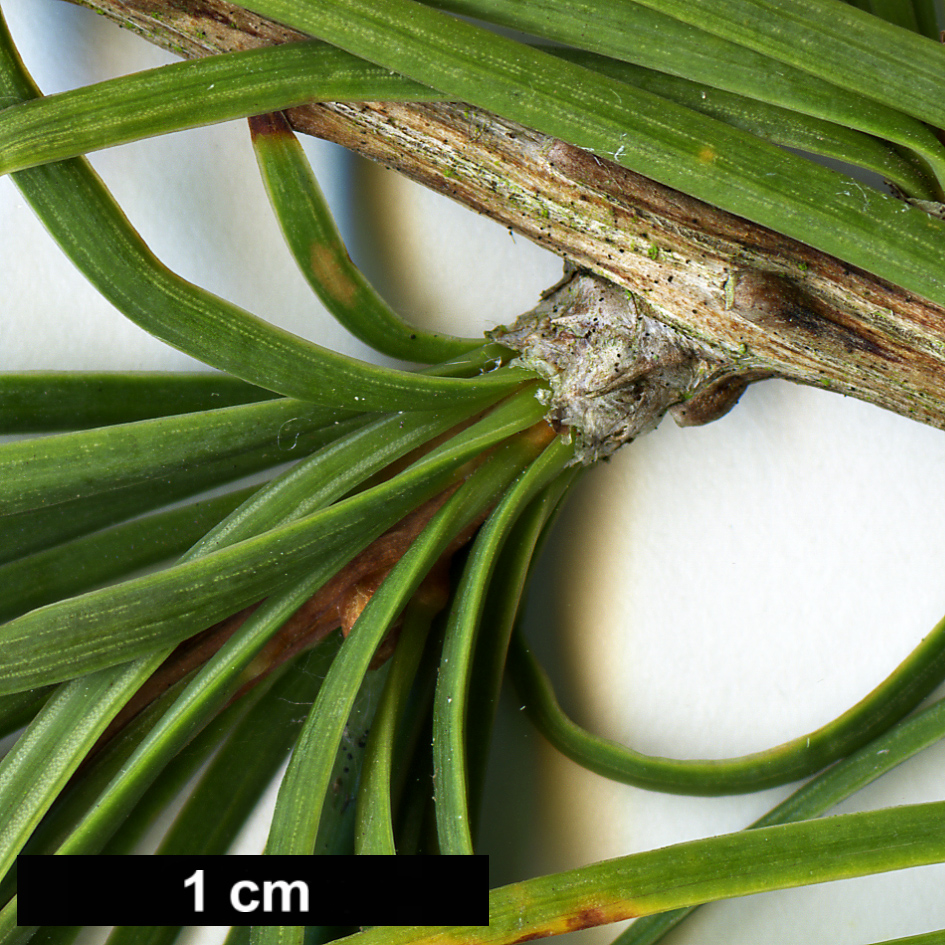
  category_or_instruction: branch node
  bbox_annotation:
[493,268,740,463]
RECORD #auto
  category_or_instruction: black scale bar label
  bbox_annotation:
[18,855,489,926]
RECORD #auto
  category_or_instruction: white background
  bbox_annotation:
[3,1,945,943]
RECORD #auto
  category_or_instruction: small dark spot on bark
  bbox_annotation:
[203,7,236,28]
[732,270,896,362]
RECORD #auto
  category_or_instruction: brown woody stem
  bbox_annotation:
[69,0,945,431]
